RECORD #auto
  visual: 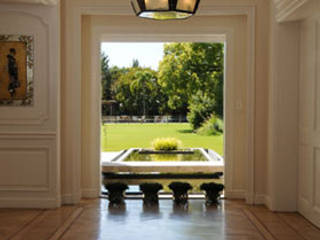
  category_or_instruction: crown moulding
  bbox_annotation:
[273,0,309,22]
[0,0,58,5]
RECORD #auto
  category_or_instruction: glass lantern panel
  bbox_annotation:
[144,0,169,10]
[176,0,197,12]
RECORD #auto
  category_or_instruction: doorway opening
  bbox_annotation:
[100,42,225,197]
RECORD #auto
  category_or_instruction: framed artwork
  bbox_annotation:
[0,35,34,106]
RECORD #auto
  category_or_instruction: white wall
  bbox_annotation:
[298,9,320,227]
[268,1,320,227]
[268,3,300,211]
[0,3,60,208]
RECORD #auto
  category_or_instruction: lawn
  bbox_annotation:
[101,123,223,155]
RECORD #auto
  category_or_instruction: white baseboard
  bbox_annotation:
[61,191,81,205]
[81,188,100,198]
[0,197,61,209]
[225,191,271,208]
[254,194,268,205]
[61,194,73,204]
[298,198,320,228]
[264,195,272,209]
[224,190,246,199]
[62,189,99,204]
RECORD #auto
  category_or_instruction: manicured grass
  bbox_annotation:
[101,123,223,155]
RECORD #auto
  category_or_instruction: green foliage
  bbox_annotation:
[158,42,224,116]
[101,42,224,117]
[187,92,216,130]
[101,53,112,100]
[151,137,182,151]
[114,67,164,116]
[101,53,128,115]
[132,59,139,68]
[197,114,224,136]
[130,71,154,116]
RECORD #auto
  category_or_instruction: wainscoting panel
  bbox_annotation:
[0,148,49,191]
[0,3,60,208]
[0,133,59,208]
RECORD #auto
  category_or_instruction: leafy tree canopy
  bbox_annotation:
[114,67,165,116]
[158,42,224,118]
[101,42,224,123]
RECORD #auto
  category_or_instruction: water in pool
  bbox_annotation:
[123,149,208,162]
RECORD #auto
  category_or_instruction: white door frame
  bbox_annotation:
[62,3,256,204]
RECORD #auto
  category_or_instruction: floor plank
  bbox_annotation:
[9,206,77,240]
[278,213,320,240]
[48,207,83,240]
[247,205,311,240]
[60,200,264,240]
[0,199,319,240]
[0,209,42,240]
[243,208,276,240]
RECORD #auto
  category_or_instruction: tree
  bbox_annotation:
[101,53,114,115]
[101,53,112,100]
[100,42,224,121]
[130,70,154,116]
[132,59,140,68]
[158,43,224,118]
[187,91,216,130]
[114,67,161,116]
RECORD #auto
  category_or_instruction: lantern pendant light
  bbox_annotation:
[130,0,201,20]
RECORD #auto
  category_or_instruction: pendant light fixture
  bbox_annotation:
[130,0,200,20]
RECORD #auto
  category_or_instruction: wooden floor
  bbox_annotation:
[0,199,320,240]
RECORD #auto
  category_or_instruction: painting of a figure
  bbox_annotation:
[0,42,26,100]
[0,35,33,106]
[7,48,22,97]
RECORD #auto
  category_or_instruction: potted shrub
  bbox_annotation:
[200,182,224,205]
[105,182,128,205]
[168,182,193,205]
[139,183,163,205]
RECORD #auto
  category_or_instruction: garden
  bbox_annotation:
[101,42,225,195]
[101,123,224,155]
[101,42,224,153]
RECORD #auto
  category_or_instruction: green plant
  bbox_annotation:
[187,92,216,130]
[151,137,182,151]
[197,114,224,136]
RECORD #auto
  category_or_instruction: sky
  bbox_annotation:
[101,42,165,70]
